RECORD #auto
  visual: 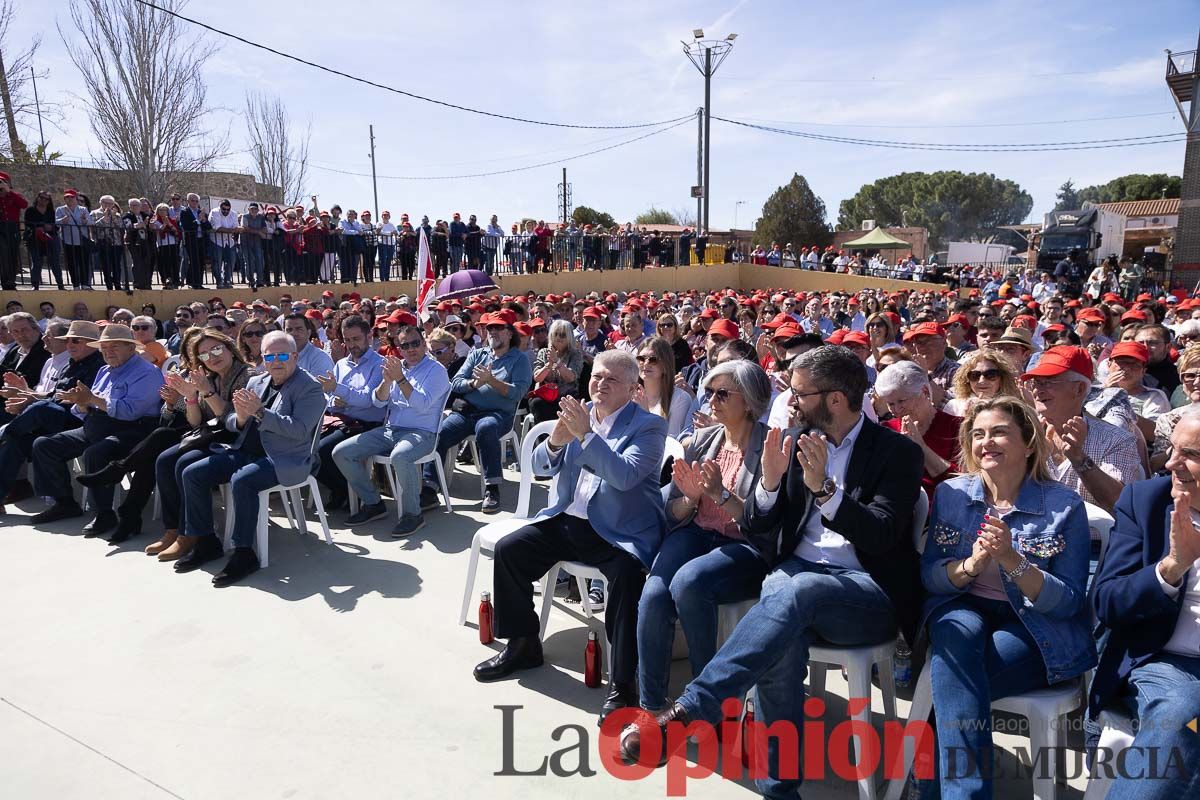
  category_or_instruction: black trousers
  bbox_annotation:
[115,425,184,518]
[493,513,646,685]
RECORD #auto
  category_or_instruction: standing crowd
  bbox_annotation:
[2,278,1199,798]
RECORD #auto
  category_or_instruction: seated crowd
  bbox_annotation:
[2,282,1200,797]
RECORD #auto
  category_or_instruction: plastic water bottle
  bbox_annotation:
[478,591,494,645]
[894,638,912,689]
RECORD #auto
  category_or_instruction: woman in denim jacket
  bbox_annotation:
[920,396,1096,799]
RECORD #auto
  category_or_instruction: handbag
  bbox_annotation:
[178,416,236,454]
[529,383,560,403]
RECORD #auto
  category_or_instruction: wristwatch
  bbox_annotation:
[813,478,837,500]
[200,391,215,400]
[717,488,732,507]
[1072,455,1098,474]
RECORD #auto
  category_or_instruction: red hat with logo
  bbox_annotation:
[1021,345,1094,381]
[707,319,740,340]
[761,312,794,330]
[842,331,871,347]
[772,324,803,340]
[1109,342,1150,363]
[902,322,945,343]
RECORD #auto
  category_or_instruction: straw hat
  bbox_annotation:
[86,323,138,347]
[55,320,100,341]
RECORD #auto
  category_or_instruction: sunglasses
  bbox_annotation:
[658,321,676,328]
[635,354,659,364]
[131,324,153,331]
[65,338,87,345]
[710,388,743,403]
[967,369,1001,382]
[243,329,264,338]
[197,345,226,362]
[398,339,424,350]
[866,322,887,329]
[430,346,451,357]
[262,352,292,363]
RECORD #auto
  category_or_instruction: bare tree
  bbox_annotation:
[671,206,698,228]
[0,0,63,162]
[244,91,309,206]
[59,0,227,199]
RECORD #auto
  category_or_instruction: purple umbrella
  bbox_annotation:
[436,269,499,302]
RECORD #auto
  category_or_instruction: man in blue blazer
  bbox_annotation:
[1091,413,1200,798]
[474,350,666,724]
[172,330,327,587]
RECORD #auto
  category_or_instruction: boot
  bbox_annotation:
[157,532,200,562]
[145,528,178,556]
[75,460,128,488]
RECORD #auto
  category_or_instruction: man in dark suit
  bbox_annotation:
[178,193,206,290]
[1091,412,1200,798]
[621,346,924,799]
[0,312,50,393]
[473,350,666,725]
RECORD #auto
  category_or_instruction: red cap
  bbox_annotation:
[761,312,793,330]
[902,322,945,343]
[514,322,532,337]
[624,299,644,311]
[304,309,323,322]
[772,324,803,340]
[1043,323,1067,334]
[842,331,870,347]
[699,308,721,320]
[386,310,419,326]
[231,301,246,309]
[0,171,9,184]
[527,317,546,329]
[468,302,484,312]
[63,188,78,198]
[496,308,518,325]
[1120,310,1148,324]
[1102,292,1123,303]
[945,314,970,328]
[1109,342,1150,363]
[1077,308,1106,323]
[1021,345,1094,381]
[826,329,848,345]
[209,296,223,304]
[1011,315,1038,330]
[707,319,740,340]
[581,307,603,319]
[885,312,902,330]
[1136,293,1154,302]
[321,290,334,298]
[348,292,361,301]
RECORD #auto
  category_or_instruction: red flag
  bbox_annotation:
[416,226,436,313]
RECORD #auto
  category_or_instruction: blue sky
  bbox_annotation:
[16,0,1198,230]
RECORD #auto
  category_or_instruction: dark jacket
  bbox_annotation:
[52,351,105,397]
[1089,477,1186,716]
[1,338,50,388]
[741,417,926,642]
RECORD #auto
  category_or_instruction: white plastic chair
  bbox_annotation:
[458,420,558,625]
[162,354,181,375]
[1082,708,1136,800]
[457,423,522,499]
[715,487,929,800]
[220,421,333,569]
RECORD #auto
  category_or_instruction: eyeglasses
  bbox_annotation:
[262,352,292,363]
[131,324,153,331]
[1182,372,1200,383]
[1028,377,1071,390]
[968,369,1001,382]
[635,354,659,364]
[197,345,226,362]
[398,339,424,350]
[658,321,676,328]
[789,388,832,405]
[243,329,264,339]
[710,388,743,403]
[65,338,87,345]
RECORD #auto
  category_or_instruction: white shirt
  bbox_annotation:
[564,401,629,519]
[755,413,867,571]
[209,208,240,247]
[1156,509,1200,657]
[36,350,70,394]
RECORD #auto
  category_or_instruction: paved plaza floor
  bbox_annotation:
[0,464,1089,799]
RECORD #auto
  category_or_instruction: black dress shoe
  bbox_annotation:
[212,547,260,587]
[31,501,84,525]
[324,492,349,512]
[598,682,638,727]
[83,511,119,537]
[618,702,692,766]
[473,636,544,682]
[75,462,127,488]
[4,478,33,504]
[107,515,143,544]
[174,535,225,573]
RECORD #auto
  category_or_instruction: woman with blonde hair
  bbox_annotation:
[529,319,584,423]
[945,348,1020,417]
[634,336,695,439]
[865,311,899,365]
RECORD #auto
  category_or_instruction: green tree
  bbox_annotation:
[754,173,831,249]
[1076,173,1181,204]
[572,205,616,229]
[634,206,678,225]
[1055,180,1080,211]
[837,171,1033,250]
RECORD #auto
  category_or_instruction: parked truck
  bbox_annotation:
[944,241,1015,267]
[1037,207,1126,273]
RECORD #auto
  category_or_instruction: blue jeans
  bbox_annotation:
[181,449,279,548]
[423,409,512,487]
[449,244,463,272]
[1105,654,1200,799]
[215,244,236,286]
[332,425,436,516]
[676,556,897,799]
[924,593,1051,800]
[157,445,209,531]
[637,523,767,710]
[376,244,394,281]
[243,245,264,287]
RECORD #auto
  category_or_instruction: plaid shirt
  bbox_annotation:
[929,357,960,402]
[1152,402,1200,457]
[1046,414,1144,506]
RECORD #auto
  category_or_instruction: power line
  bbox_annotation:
[717,65,1158,84]
[712,116,1188,152]
[302,118,692,181]
[727,110,1177,130]
[132,0,693,131]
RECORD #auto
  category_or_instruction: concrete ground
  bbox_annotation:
[0,462,1089,799]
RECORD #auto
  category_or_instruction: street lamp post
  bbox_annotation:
[682,31,736,235]
[734,200,746,231]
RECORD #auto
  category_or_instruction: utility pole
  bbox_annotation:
[368,124,379,221]
[683,30,736,234]
[562,167,568,223]
[31,66,49,188]
[695,107,703,229]
[1165,34,1200,285]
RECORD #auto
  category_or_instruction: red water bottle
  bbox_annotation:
[740,697,756,769]
[478,591,494,644]
[584,631,602,688]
